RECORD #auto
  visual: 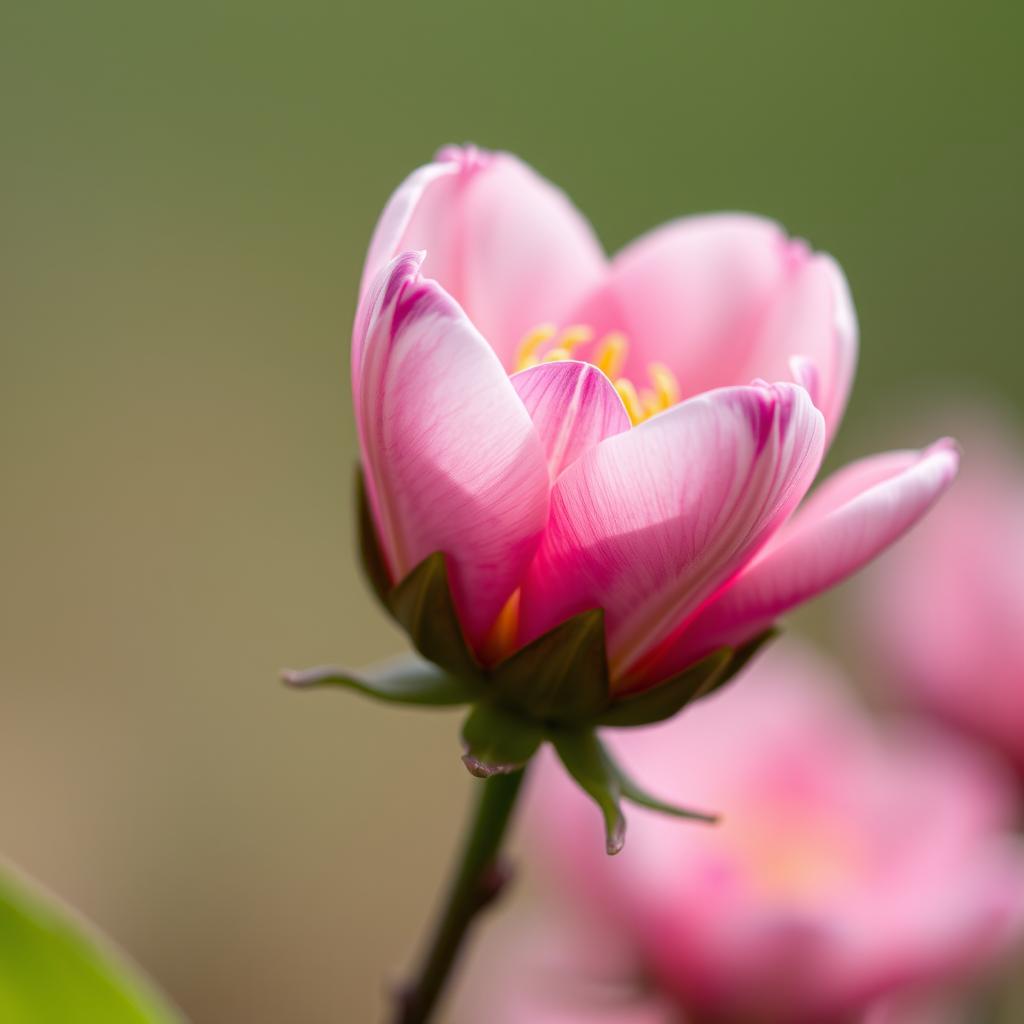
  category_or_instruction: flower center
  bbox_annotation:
[515,325,680,425]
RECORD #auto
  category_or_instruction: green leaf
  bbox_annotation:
[595,648,732,727]
[613,760,718,825]
[490,608,609,723]
[552,730,626,855]
[0,859,180,1023]
[460,704,543,778]
[387,552,480,679]
[355,467,393,606]
[281,654,479,706]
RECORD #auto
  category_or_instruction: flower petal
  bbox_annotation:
[355,251,551,650]
[577,214,792,388]
[517,383,825,685]
[570,216,856,442]
[651,440,960,676]
[751,252,858,444]
[359,155,463,306]
[360,146,607,370]
[511,361,630,480]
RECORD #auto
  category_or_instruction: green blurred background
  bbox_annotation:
[2,2,1022,1021]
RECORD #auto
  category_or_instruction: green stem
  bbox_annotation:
[393,768,527,1024]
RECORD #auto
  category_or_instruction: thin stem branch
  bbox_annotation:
[393,768,527,1024]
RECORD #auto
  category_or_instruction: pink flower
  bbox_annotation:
[857,413,1024,775]
[456,643,1024,1024]
[354,146,958,691]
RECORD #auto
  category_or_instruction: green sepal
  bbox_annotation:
[551,730,626,855]
[554,730,720,854]
[614,759,718,825]
[461,703,544,778]
[706,628,779,696]
[357,470,480,678]
[387,552,480,679]
[595,648,732,727]
[490,608,609,724]
[355,468,392,605]
[0,859,182,1022]
[281,654,479,706]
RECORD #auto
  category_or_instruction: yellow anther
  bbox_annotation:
[542,347,573,362]
[556,325,594,349]
[515,324,682,426]
[515,324,557,371]
[615,378,646,425]
[594,332,628,379]
[641,387,662,419]
[649,362,680,408]
[541,325,593,363]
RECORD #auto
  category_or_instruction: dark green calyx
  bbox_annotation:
[284,471,779,855]
[553,728,717,855]
[387,552,481,679]
[488,607,609,724]
[460,703,544,778]
[595,649,732,727]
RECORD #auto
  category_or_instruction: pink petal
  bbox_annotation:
[359,155,463,308]
[652,440,960,676]
[580,214,792,387]
[751,252,858,444]
[355,251,551,650]
[517,383,825,685]
[569,216,856,442]
[360,146,607,370]
[511,361,631,480]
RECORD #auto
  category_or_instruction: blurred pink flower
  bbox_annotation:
[459,644,1024,1023]
[857,415,1024,775]
[354,146,957,691]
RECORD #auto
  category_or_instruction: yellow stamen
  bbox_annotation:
[556,324,594,349]
[541,325,593,363]
[615,378,646,425]
[640,387,662,419]
[514,324,682,426]
[650,362,680,408]
[515,324,557,371]
[594,332,628,379]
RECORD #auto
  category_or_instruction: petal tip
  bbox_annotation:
[433,143,493,174]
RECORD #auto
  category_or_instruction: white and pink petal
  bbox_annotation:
[575,214,795,395]
[569,216,857,443]
[355,251,551,651]
[751,252,858,443]
[511,360,630,480]
[360,146,607,370]
[517,383,825,687]
[646,440,960,679]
